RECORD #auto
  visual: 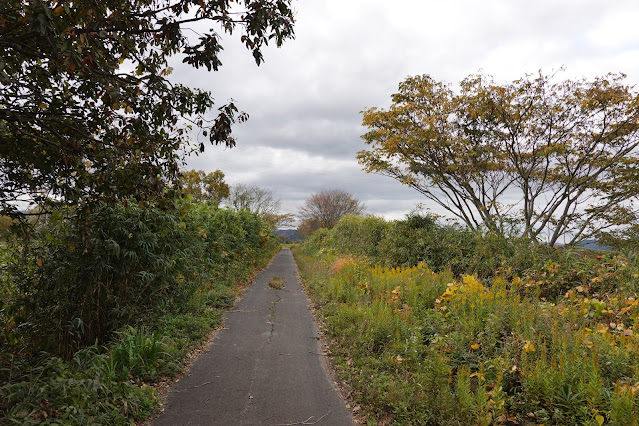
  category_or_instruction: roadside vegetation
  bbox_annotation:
[294,214,639,425]
[1,1,294,424]
[0,200,279,424]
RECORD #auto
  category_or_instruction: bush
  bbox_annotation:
[377,214,476,275]
[301,213,631,292]
[7,203,200,356]
[301,227,331,255]
[0,346,157,425]
[294,248,639,425]
[326,214,389,260]
[4,200,276,357]
[1,199,279,424]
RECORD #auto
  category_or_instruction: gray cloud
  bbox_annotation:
[172,0,639,222]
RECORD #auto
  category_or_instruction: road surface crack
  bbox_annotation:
[267,294,282,344]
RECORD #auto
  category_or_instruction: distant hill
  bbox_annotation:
[276,229,301,242]
[577,239,612,251]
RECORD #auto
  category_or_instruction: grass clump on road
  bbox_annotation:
[269,276,286,290]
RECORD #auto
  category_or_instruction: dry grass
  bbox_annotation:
[268,276,285,290]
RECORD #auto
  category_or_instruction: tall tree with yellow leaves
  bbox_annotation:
[359,72,639,246]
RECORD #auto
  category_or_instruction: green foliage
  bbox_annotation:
[600,221,639,253]
[3,200,276,357]
[302,213,529,278]
[197,286,236,309]
[295,213,639,425]
[180,169,230,206]
[0,298,227,425]
[301,227,331,255]
[0,346,157,425]
[0,216,13,240]
[9,202,197,355]
[110,326,168,382]
[0,200,278,423]
[377,214,476,275]
[0,0,295,218]
[326,215,388,260]
[301,213,625,298]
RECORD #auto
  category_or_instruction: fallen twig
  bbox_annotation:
[276,411,331,425]
[189,381,212,389]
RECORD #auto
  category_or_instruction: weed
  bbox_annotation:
[293,239,639,425]
[269,276,285,290]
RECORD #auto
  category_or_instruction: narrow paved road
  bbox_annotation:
[153,249,353,426]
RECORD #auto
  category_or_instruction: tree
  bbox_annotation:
[226,184,280,215]
[359,72,639,246]
[180,169,229,205]
[297,189,365,236]
[0,0,295,219]
[226,183,292,228]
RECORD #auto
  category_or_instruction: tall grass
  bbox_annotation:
[295,217,639,425]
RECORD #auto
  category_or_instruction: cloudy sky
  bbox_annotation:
[171,0,639,224]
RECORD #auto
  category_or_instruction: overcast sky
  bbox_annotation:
[171,0,639,224]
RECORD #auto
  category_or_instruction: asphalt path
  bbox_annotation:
[153,248,353,426]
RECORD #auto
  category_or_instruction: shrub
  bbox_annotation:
[377,214,476,275]
[6,203,203,356]
[301,227,331,255]
[0,346,157,425]
[1,199,278,423]
[326,214,389,260]
[4,200,276,358]
[293,245,639,425]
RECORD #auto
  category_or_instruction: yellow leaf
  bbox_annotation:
[470,343,479,350]
[470,372,485,381]
[523,340,536,353]
[36,258,43,267]
[53,5,64,16]
[596,414,604,425]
